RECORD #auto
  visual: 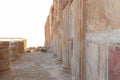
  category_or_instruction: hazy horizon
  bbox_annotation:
[0,0,53,47]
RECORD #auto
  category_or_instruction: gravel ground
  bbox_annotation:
[0,51,71,80]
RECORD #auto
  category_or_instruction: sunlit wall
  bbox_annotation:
[0,0,53,47]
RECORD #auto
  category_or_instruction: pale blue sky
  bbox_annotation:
[0,0,53,47]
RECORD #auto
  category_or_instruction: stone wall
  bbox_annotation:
[86,0,120,80]
[44,16,50,48]
[44,0,120,80]
[0,38,27,71]
[9,40,25,61]
[0,41,10,71]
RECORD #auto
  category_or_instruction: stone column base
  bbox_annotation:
[62,65,71,73]
[56,60,62,64]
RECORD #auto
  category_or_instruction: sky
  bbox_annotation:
[0,0,53,47]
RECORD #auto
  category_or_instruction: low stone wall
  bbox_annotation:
[9,39,26,61]
[0,38,27,71]
[17,40,25,54]
[0,41,10,71]
[9,41,19,61]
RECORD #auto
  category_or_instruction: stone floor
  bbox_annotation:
[0,50,71,80]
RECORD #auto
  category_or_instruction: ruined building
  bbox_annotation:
[45,0,120,80]
[0,0,120,80]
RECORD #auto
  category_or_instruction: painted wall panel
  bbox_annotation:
[109,45,120,80]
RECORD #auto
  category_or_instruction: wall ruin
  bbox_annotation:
[44,0,120,80]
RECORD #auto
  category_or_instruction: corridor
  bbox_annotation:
[0,50,71,80]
